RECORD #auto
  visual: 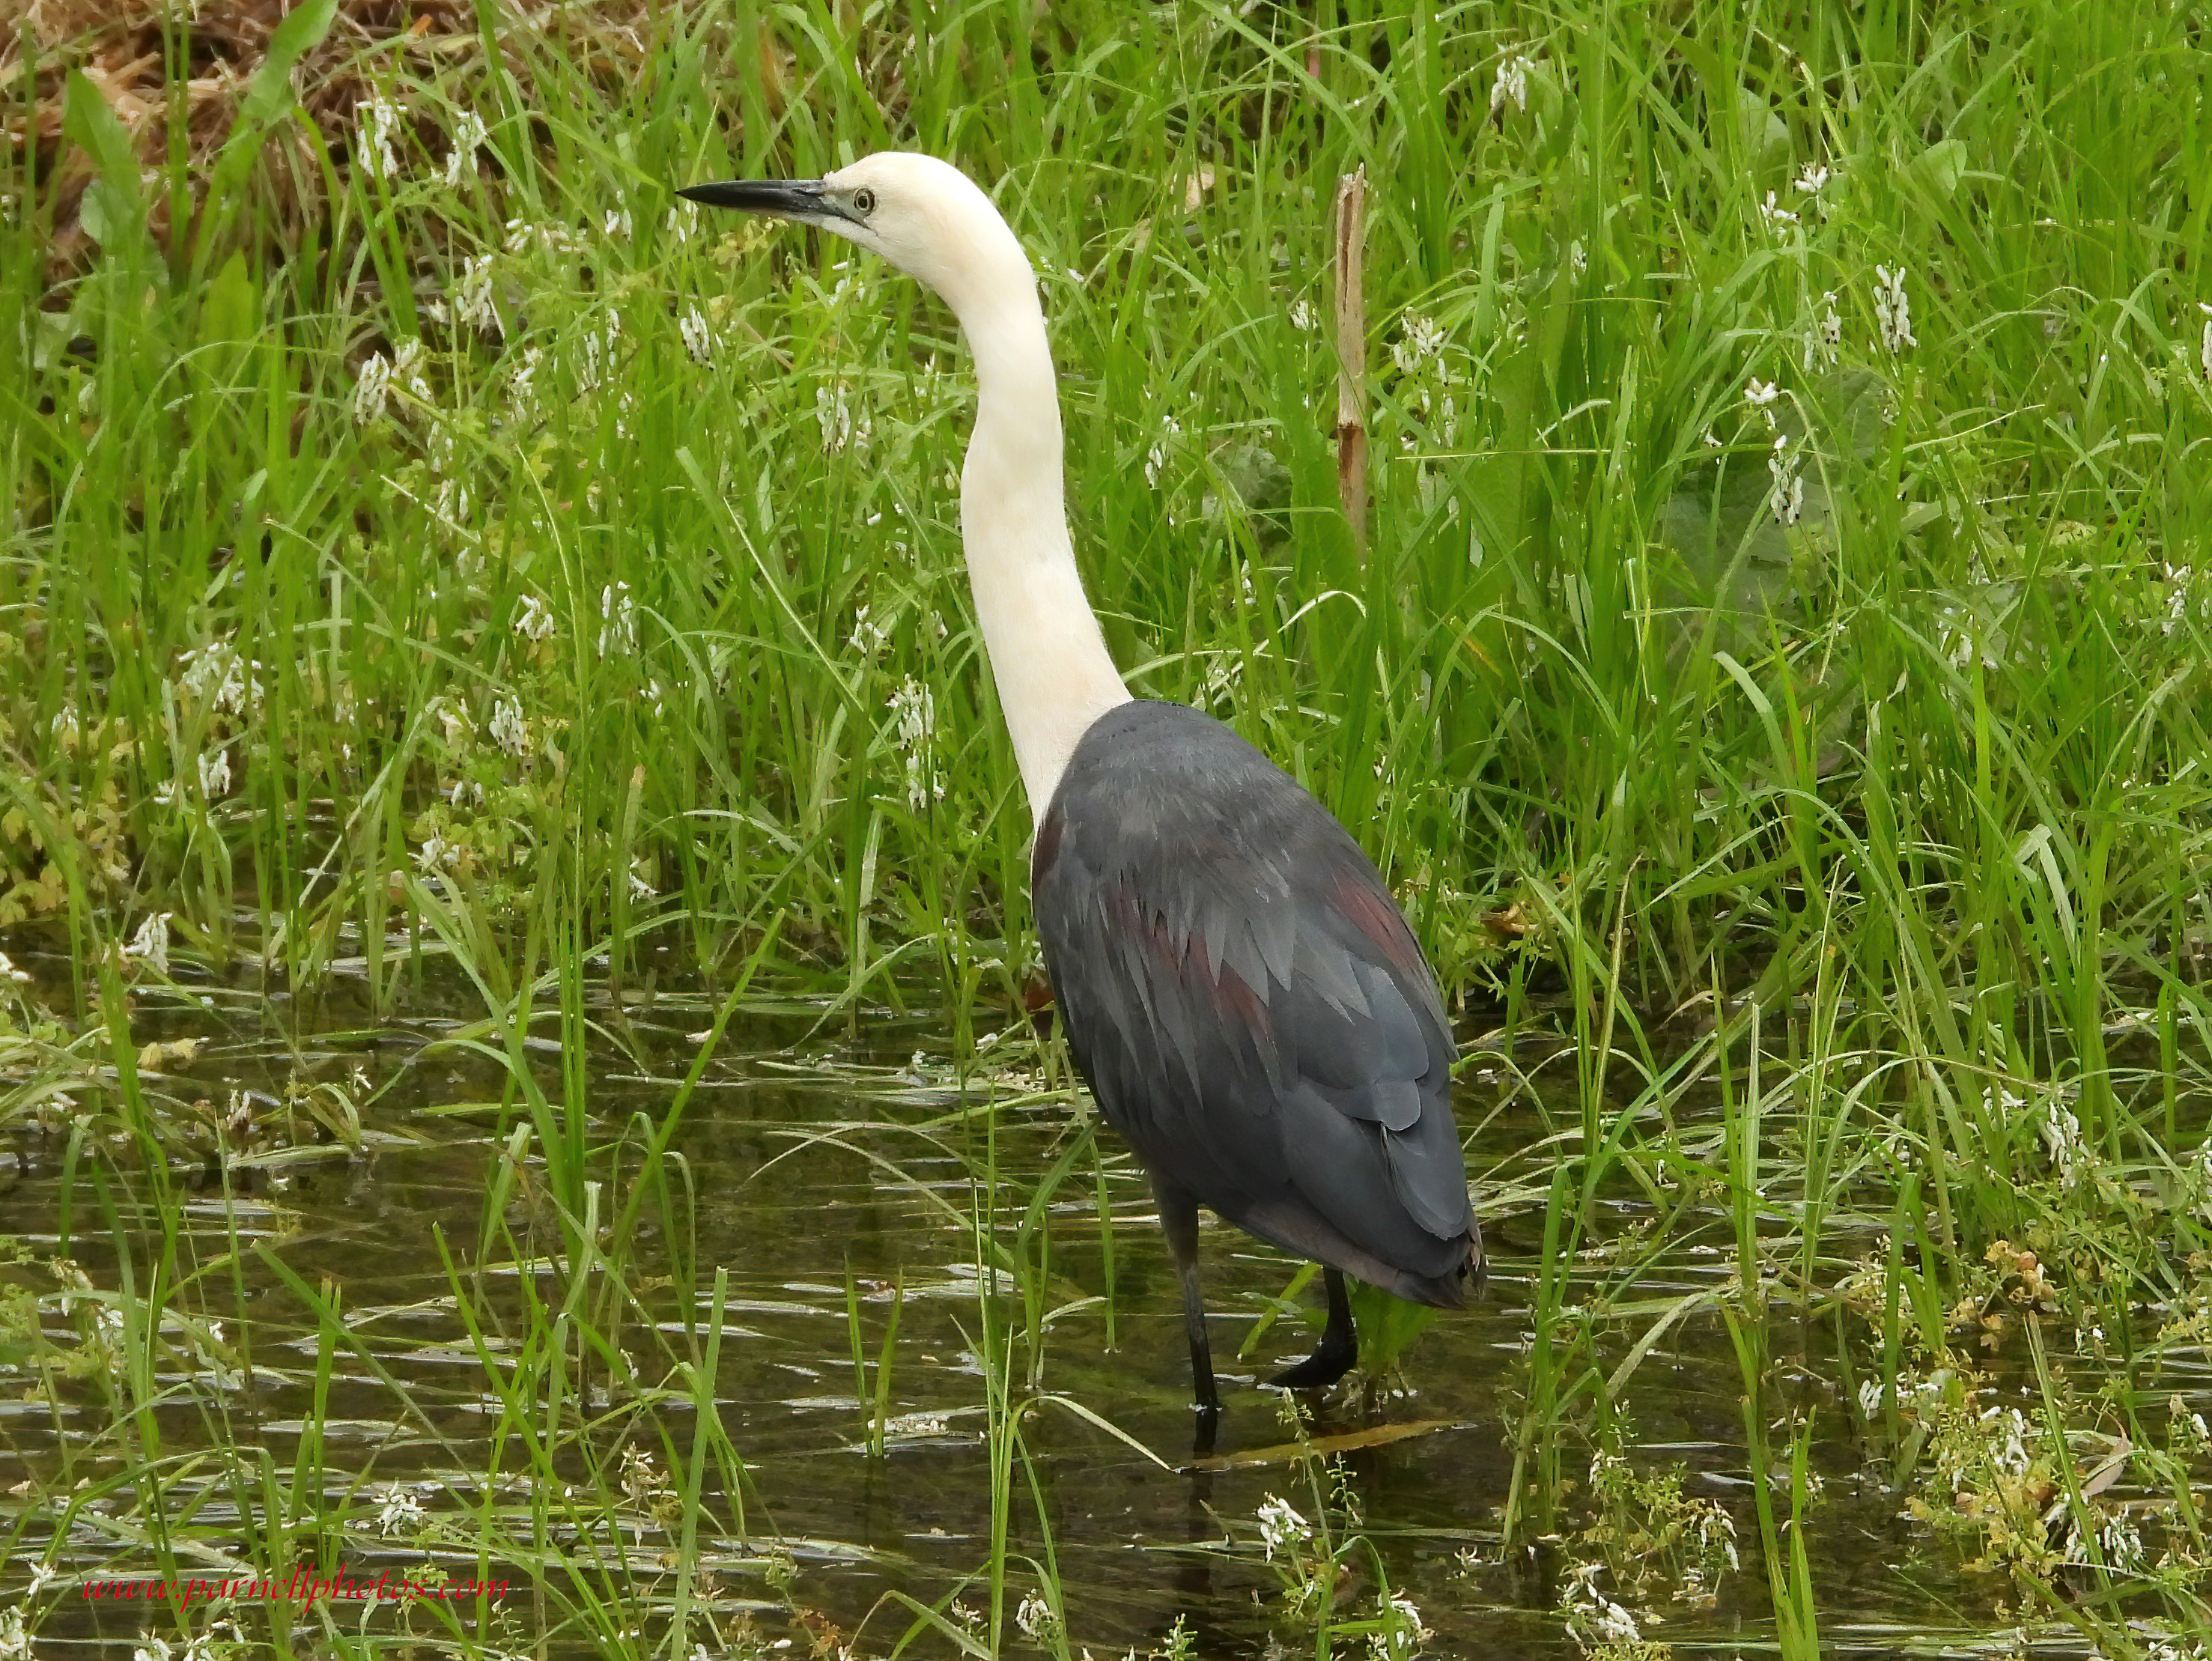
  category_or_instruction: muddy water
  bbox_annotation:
[1,957,2037,1657]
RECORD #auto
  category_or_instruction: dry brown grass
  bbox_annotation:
[1,0,669,277]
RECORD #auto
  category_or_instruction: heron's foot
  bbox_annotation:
[1268,1265,1358,1391]
[1268,1328,1357,1391]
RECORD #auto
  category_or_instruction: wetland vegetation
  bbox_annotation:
[4,0,2211,1655]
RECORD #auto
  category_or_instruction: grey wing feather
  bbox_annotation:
[1033,702,1477,1305]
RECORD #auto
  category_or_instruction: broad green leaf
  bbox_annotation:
[199,252,258,349]
[62,70,144,255]
[1912,137,1971,198]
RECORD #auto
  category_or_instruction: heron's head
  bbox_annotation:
[678,152,1033,321]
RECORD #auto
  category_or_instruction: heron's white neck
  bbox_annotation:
[949,282,1130,819]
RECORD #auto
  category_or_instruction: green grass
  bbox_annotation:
[5,0,2212,1655]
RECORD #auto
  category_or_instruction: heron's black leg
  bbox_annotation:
[1268,1266,1358,1391]
[1154,1180,1221,1423]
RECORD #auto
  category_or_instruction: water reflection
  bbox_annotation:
[0,957,2115,1657]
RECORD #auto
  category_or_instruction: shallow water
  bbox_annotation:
[0,945,2160,1657]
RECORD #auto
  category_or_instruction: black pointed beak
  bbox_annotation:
[677,178,844,222]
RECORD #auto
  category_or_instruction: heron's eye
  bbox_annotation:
[852,187,877,216]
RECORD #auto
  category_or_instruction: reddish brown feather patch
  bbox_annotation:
[1330,867,1424,976]
[1107,883,1275,1051]
[1209,962,1274,1051]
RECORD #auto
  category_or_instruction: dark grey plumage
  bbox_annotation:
[1033,700,1481,1410]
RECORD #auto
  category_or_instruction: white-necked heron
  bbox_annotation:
[678,154,1481,1428]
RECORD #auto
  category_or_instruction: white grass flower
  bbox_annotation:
[0,1605,28,1661]
[1874,264,1917,352]
[506,345,542,420]
[598,581,637,656]
[848,603,889,656]
[395,338,427,399]
[352,350,394,425]
[1696,1502,1742,1573]
[678,304,713,365]
[429,695,472,747]
[619,1447,670,1504]
[603,207,633,241]
[2170,1394,2211,1447]
[1986,1404,2033,1476]
[1757,189,1799,232]
[665,201,699,245]
[826,261,869,309]
[377,1484,426,1536]
[578,315,622,392]
[1144,413,1181,488]
[177,639,256,715]
[1584,1599,1641,1642]
[1936,601,1978,669]
[887,677,939,810]
[354,94,400,183]
[1372,1593,1430,1660]
[628,862,656,902]
[1804,291,1843,369]
[2038,1091,2084,1185]
[1012,1594,1060,1641]
[1767,434,1805,525]
[443,110,487,189]
[133,1636,171,1661]
[1563,1564,1642,1644]
[1857,1376,1885,1417]
[514,593,556,643]
[1744,378,1780,412]
[1793,162,1831,195]
[1288,296,1317,333]
[2156,561,2202,635]
[499,217,580,256]
[431,475,472,526]
[124,912,172,975]
[0,950,27,985]
[815,382,870,453]
[2199,303,2212,385]
[2100,1513,2148,1576]
[198,748,232,798]
[1490,53,1531,115]
[427,417,458,476]
[1389,312,1447,376]
[453,252,498,335]
[487,698,529,758]
[414,836,456,875]
[1255,1494,1310,1560]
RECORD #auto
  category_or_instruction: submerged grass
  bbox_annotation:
[4,0,2212,1655]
